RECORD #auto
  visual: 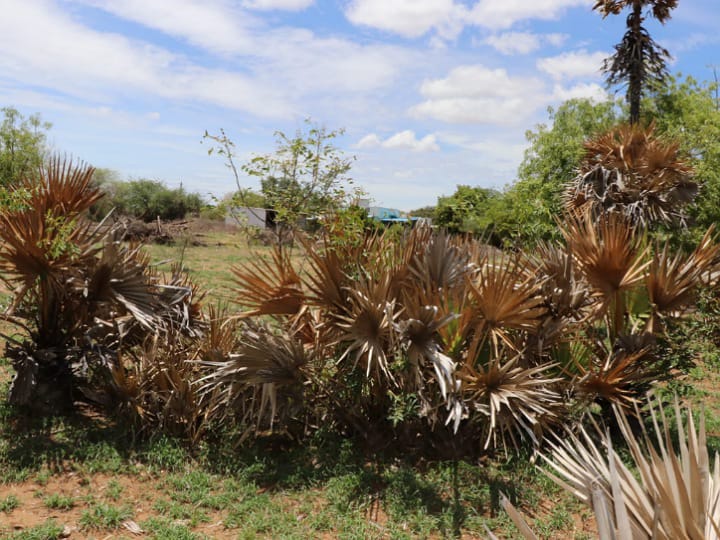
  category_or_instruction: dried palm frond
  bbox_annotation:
[156,262,206,337]
[396,302,462,429]
[460,356,562,451]
[573,333,658,410]
[32,157,103,216]
[107,333,205,441]
[85,242,161,332]
[408,230,471,296]
[301,238,352,314]
[540,394,720,540]
[232,245,303,317]
[565,123,696,226]
[563,210,649,303]
[531,243,593,322]
[647,227,720,331]
[198,322,309,430]
[465,252,546,356]
[335,274,399,383]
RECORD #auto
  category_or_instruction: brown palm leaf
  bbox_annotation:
[408,229,471,297]
[459,356,562,451]
[198,322,309,429]
[535,394,720,540]
[563,210,649,301]
[573,333,658,410]
[232,245,303,317]
[647,227,720,331]
[465,252,546,356]
[565,123,696,225]
[335,274,399,383]
[32,157,103,216]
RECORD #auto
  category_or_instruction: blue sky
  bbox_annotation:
[1,0,718,210]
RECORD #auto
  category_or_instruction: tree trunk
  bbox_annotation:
[628,0,643,124]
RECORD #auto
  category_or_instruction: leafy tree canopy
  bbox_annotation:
[0,106,51,187]
[645,75,720,234]
[205,120,361,237]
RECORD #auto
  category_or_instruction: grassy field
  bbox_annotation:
[1,231,719,539]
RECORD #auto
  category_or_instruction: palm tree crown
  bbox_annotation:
[593,0,678,124]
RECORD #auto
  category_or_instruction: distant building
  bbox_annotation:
[367,206,421,226]
[225,207,276,228]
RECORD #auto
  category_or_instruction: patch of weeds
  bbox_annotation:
[79,502,133,530]
[0,467,30,484]
[43,493,76,511]
[73,441,128,475]
[164,469,216,507]
[153,498,210,527]
[0,494,19,513]
[224,493,302,537]
[35,468,51,486]
[140,436,189,473]
[324,470,381,513]
[105,478,123,500]
[7,519,64,540]
[534,502,574,539]
[143,517,209,540]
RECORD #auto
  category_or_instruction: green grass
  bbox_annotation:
[79,501,134,530]
[6,520,64,540]
[144,230,274,303]
[0,494,19,513]
[43,493,76,511]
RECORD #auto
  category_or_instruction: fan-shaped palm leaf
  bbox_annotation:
[232,245,303,317]
[459,356,562,451]
[465,252,546,356]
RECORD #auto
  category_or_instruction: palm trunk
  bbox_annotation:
[628,0,643,124]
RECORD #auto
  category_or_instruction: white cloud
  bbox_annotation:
[384,131,439,152]
[70,0,259,56]
[344,0,463,39]
[356,133,382,148]
[410,65,545,124]
[468,0,586,30]
[552,82,608,102]
[69,0,411,100]
[356,131,439,152]
[344,0,585,39]
[0,0,294,116]
[243,0,314,10]
[483,32,568,54]
[483,32,540,54]
[537,50,607,80]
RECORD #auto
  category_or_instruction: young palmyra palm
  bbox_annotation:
[496,394,720,540]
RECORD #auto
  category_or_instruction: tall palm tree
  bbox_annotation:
[593,0,678,124]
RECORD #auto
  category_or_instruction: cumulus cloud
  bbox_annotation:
[344,0,463,39]
[410,65,545,124]
[483,32,567,55]
[356,131,439,152]
[468,0,586,30]
[69,0,411,100]
[0,0,293,116]
[243,0,314,10]
[552,82,608,102]
[344,0,585,39]
[537,50,607,80]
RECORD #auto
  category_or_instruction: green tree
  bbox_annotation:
[593,0,677,124]
[408,205,436,219]
[435,185,503,235]
[108,179,202,221]
[505,98,620,244]
[646,76,720,234]
[0,106,51,186]
[205,121,360,241]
